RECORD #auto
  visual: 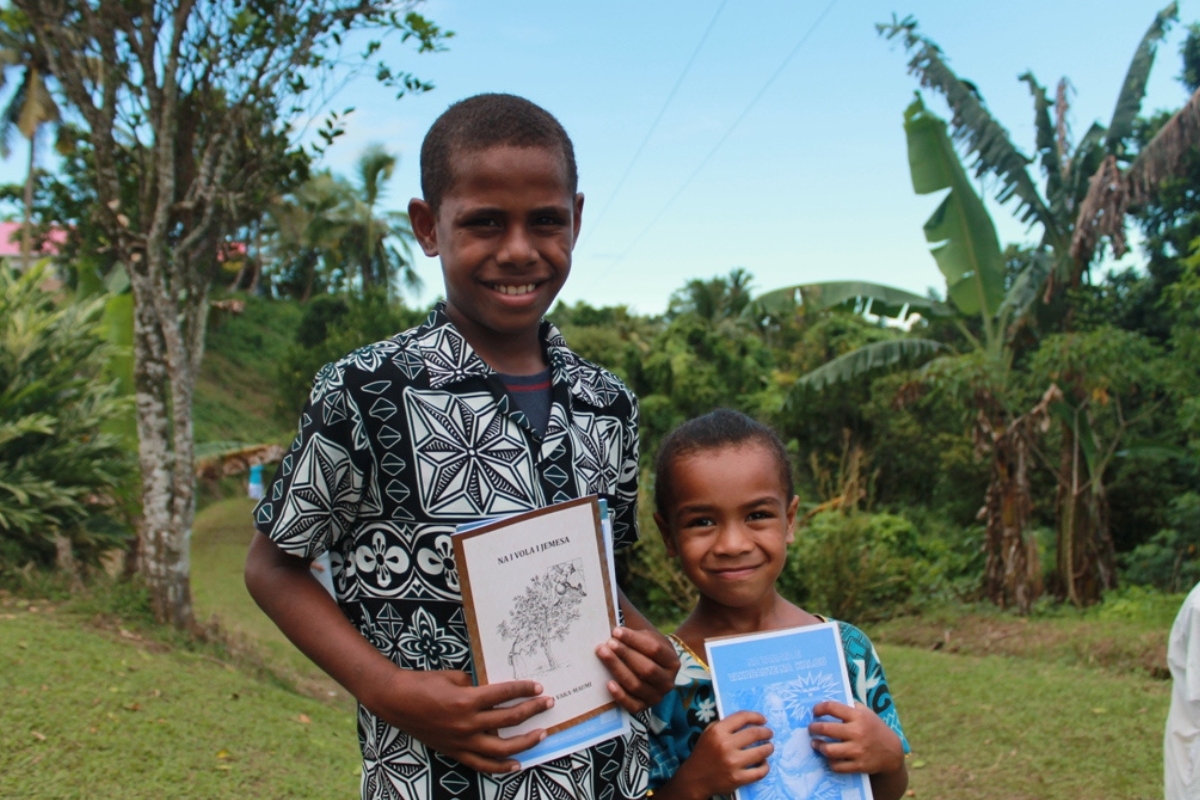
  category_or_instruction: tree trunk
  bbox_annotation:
[1053,421,1118,607]
[21,127,35,271]
[129,248,207,630]
[979,412,1042,614]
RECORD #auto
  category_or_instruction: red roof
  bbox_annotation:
[0,222,67,257]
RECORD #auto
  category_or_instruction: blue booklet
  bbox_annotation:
[705,622,872,800]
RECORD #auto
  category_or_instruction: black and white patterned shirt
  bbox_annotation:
[254,303,646,800]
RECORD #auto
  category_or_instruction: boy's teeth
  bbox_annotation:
[496,284,535,295]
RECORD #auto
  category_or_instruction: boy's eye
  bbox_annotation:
[747,510,775,522]
[533,213,565,227]
[682,515,715,529]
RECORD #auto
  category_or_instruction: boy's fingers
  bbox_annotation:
[597,637,675,701]
[613,626,680,669]
[737,742,775,768]
[729,725,773,748]
[477,695,554,730]
[807,720,850,741]
[604,677,648,714]
[811,700,855,721]
[475,679,545,708]
[720,710,768,730]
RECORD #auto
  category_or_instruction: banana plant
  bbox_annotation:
[878,2,1178,300]
[765,96,1052,613]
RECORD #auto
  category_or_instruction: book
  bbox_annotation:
[453,495,629,768]
[705,622,873,800]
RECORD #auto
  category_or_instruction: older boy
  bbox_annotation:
[245,94,678,800]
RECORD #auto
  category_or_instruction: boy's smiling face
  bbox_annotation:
[410,145,582,369]
[655,443,799,614]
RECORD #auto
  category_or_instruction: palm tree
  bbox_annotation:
[265,146,421,300]
[349,143,420,297]
[0,15,60,269]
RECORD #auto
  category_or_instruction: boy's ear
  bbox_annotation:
[571,192,584,246]
[784,495,800,545]
[408,198,439,257]
[653,511,678,558]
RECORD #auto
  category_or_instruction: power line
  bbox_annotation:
[580,0,730,248]
[586,0,841,288]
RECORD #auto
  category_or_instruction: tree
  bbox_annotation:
[860,6,1183,607]
[14,0,448,628]
[0,10,60,269]
[0,264,131,574]
[351,143,420,296]
[264,148,421,301]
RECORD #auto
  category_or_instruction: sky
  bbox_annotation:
[3,0,1194,315]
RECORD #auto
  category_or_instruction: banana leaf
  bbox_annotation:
[905,95,1005,333]
[793,338,946,392]
[748,280,950,321]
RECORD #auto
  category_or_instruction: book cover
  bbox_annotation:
[705,622,873,800]
[453,495,626,766]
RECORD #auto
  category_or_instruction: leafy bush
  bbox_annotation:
[1121,491,1200,592]
[275,291,426,419]
[781,509,930,624]
[0,265,133,570]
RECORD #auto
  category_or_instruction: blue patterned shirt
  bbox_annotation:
[647,621,909,799]
[254,304,645,800]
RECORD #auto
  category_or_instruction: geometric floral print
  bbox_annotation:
[255,304,645,800]
[404,389,542,517]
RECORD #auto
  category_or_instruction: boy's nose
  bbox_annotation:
[498,226,536,267]
[712,524,753,556]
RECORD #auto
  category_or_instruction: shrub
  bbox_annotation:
[0,265,133,571]
[1121,492,1200,592]
[275,291,426,419]
[781,510,928,624]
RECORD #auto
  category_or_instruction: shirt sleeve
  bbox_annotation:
[252,360,374,559]
[839,622,911,754]
[610,392,640,550]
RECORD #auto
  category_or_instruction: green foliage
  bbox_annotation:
[0,265,133,569]
[905,94,1006,329]
[781,510,930,624]
[276,292,426,420]
[195,295,304,445]
[1121,492,1200,592]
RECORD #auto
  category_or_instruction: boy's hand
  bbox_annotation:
[808,701,905,776]
[595,626,680,713]
[366,669,553,774]
[671,711,772,800]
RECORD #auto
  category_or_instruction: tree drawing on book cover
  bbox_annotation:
[498,559,588,679]
[733,671,863,800]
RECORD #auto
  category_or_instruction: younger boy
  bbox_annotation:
[246,94,679,800]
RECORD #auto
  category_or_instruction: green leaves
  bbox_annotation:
[879,17,1056,237]
[1105,2,1178,157]
[904,96,1005,340]
[749,280,950,322]
[0,265,132,566]
[792,338,946,393]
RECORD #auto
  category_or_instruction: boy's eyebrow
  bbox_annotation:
[674,496,780,515]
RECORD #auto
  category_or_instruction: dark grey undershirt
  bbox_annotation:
[497,369,552,436]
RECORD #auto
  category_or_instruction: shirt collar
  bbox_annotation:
[408,302,619,408]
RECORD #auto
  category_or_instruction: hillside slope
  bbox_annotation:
[194,296,303,446]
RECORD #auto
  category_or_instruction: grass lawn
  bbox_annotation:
[0,498,1176,798]
[0,601,360,799]
[884,644,1167,800]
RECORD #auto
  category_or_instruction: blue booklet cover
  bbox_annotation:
[705,622,872,800]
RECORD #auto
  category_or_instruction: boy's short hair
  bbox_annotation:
[420,93,578,213]
[653,408,794,519]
